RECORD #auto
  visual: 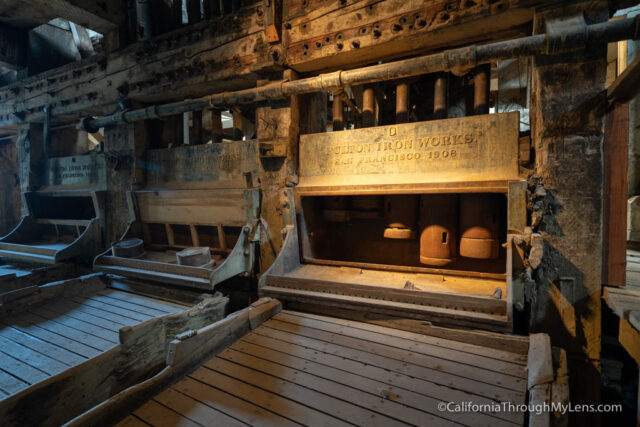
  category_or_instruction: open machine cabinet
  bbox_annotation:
[94,141,261,292]
[0,153,106,292]
[261,112,527,332]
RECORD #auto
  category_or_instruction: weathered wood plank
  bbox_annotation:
[219,347,495,426]
[41,303,126,331]
[0,326,84,366]
[19,312,116,351]
[0,369,29,396]
[0,351,49,385]
[133,399,200,427]
[265,318,526,391]
[205,355,410,427]
[88,294,170,318]
[31,307,120,343]
[0,336,68,376]
[153,388,247,427]
[172,377,297,427]
[48,299,137,327]
[190,365,352,427]
[253,325,524,403]
[277,311,527,373]
[114,415,150,427]
[99,289,188,313]
[3,317,100,358]
[72,296,153,322]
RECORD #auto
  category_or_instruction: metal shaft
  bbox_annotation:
[396,81,409,124]
[362,85,375,128]
[473,64,490,115]
[433,73,447,119]
[332,95,344,131]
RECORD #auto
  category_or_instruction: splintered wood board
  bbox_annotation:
[119,310,528,427]
[0,289,188,399]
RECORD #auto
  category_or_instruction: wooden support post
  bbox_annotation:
[603,102,629,286]
[217,225,227,251]
[232,108,243,141]
[189,224,200,247]
[362,85,375,128]
[395,81,409,124]
[332,95,344,131]
[165,224,175,246]
[211,110,223,142]
[434,73,448,119]
[474,64,490,115]
[192,110,203,145]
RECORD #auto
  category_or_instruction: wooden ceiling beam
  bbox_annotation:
[0,0,126,33]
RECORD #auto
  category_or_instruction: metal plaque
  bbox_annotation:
[299,112,520,188]
[41,153,106,188]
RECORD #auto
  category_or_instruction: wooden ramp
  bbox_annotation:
[0,288,189,400]
[118,310,529,427]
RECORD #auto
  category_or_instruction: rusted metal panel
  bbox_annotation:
[299,112,520,190]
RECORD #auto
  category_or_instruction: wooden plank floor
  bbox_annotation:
[118,310,529,427]
[0,288,189,400]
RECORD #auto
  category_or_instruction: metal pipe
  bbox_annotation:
[396,81,409,124]
[78,15,640,131]
[473,64,490,115]
[362,85,375,128]
[433,73,447,119]
[135,0,152,41]
[332,95,344,131]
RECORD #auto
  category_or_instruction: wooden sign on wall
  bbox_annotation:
[41,153,106,189]
[144,141,260,189]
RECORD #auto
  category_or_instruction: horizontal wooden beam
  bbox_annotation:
[0,5,278,128]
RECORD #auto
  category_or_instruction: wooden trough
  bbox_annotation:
[0,273,228,426]
[67,298,566,427]
[0,153,107,294]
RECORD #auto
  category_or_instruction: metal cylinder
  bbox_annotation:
[323,196,350,222]
[362,85,375,128]
[396,81,409,124]
[473,65,490,115]
[459,194,500,259]
[419,195,457,266]
[383,195,417,239]
[332,95,344,131]
[211,110,223,142]
[232,108,243,141]
[434,73,448,119]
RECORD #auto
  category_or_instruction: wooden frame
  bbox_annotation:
[94,188,260,290]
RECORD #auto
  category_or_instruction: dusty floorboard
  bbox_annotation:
[117,310,528,426]
[0,288,189,399]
